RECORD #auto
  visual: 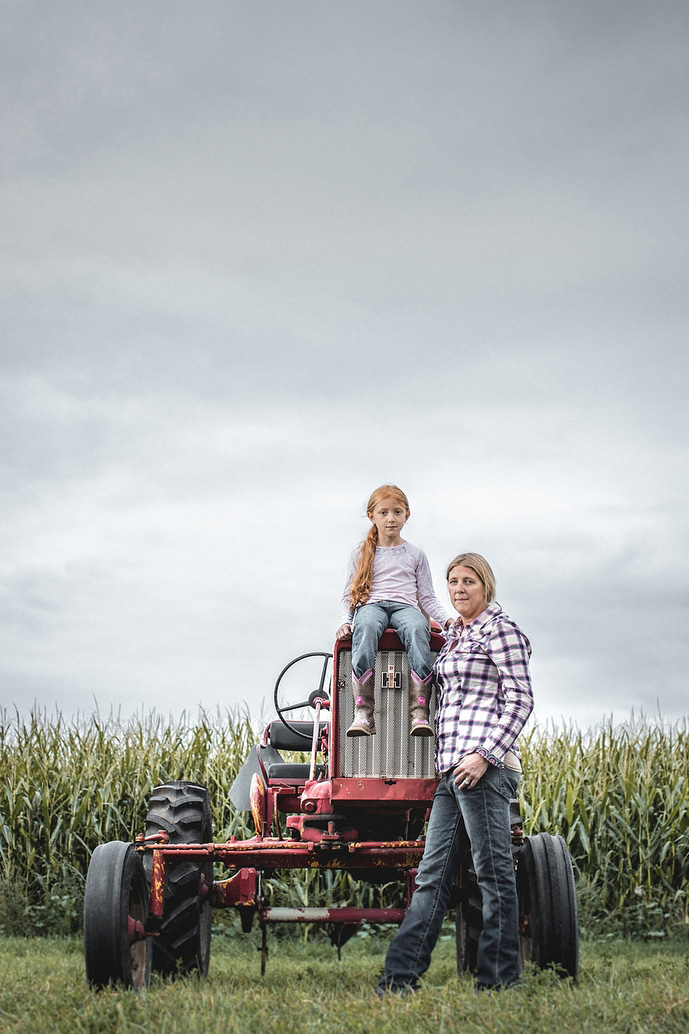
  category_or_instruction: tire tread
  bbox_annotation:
[143,781,213,977]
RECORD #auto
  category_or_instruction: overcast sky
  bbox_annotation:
[2,1,687,732]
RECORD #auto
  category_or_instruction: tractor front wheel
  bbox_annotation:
[83,841,151,989]
[143,781,213,977]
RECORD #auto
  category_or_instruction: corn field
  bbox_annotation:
[519,720,689,933]
[1,708,687,937]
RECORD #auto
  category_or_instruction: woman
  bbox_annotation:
[376,552,533,994]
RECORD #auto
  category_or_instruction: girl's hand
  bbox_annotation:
[335,623,353,640]
[453,752,489,789]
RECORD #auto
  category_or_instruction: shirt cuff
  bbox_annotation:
[475,746,504,769]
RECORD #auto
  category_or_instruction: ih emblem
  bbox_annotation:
[381,664,402,689]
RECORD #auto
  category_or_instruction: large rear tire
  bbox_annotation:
[84,841,151,990]
[516,833,578,979]
[144,781,213,977]
[456,830,578,980]
[455,840,481,974]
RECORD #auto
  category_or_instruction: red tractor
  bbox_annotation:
[83,630,579,989]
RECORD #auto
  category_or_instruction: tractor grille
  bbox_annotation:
[337,647,438,779]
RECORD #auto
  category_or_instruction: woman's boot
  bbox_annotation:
[346,669,376,736]
[409,671,433,737]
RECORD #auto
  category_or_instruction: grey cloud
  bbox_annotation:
[1,2,687,728]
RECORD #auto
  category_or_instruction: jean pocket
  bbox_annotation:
[498,769,520,800]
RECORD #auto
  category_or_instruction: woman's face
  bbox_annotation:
[447,565,487,624]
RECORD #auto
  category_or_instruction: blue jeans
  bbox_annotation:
[351,602,431,679]
[378,765,521,991]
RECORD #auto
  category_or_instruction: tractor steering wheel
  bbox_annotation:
[273,651,332,742]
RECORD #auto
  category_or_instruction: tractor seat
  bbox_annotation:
[266,762,326,781]
[268,720,328,751]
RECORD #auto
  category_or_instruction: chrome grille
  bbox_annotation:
[337,648,437,779]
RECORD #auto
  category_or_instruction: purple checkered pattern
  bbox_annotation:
[433,602,533,774]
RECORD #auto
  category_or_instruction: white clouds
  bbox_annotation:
[1,388,687,725]
[1,2,687,728]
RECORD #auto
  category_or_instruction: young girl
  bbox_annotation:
[336,485,451,737]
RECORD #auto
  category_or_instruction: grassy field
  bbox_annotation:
[2,708,687,1033]
[1,933,688,1034]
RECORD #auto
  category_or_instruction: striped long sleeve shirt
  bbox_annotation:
[433,601,534,774]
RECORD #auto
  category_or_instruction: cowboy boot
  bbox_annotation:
[409,671,433,737]
[346,669,376,736]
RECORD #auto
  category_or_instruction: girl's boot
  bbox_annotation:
[346,670,376,736]
[409,671,433,737]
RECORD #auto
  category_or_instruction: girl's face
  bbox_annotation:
[447,565,487,624]
[368,496,409,543]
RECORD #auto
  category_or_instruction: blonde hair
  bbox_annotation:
[349,485,410,610]
[445,552,496,604]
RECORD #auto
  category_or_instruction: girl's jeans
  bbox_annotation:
[351,601,431,679]
[379,765,522,991]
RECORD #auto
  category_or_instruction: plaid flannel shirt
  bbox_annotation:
[433,601,533,774]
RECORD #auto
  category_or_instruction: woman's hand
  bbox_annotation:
[335,623,353,640]
[453,752,489,789]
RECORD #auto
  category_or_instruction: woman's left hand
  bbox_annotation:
[453,752,490,789]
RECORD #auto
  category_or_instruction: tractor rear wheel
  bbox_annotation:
[516,833,578,979]
[456,832,579,980]
[455,840,481,974]
[84,841,151,989]
[144,781,213,977]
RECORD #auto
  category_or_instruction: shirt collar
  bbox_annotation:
[446,600,503,638]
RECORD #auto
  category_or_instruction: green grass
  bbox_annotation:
[0,934,688,1034]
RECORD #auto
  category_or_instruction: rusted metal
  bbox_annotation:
[148,848,167,918]
[249,772,266,837]
[211,867,257,908]
[299,778,332,814]
[138,838,425,871]
[135,830,170,845]
[259,906,406,924]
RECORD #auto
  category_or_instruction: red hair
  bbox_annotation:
[349,485,410,610]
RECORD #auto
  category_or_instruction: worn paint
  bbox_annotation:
[148,849,166,917]
[139,839,425,871]
[211,867,258,907]
[259,907,406,924]
[249,772,265,836]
